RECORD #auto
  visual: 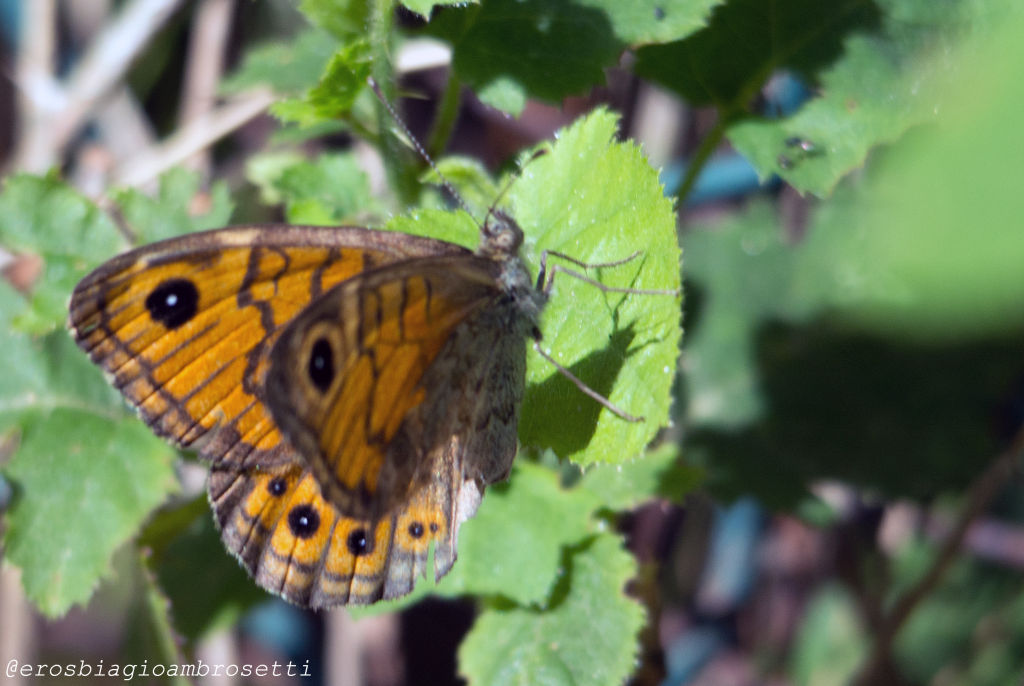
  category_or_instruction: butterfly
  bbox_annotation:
[69,210,559,607]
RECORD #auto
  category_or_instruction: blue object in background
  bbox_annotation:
[663,152,767,207]
[0,0,20,48]
[660,498,764,685]
[0,473,11,512]
[241,598,318,682]
[241,599,312,656]
[696,497,763,615]
[663,71,811,206]
[661,625,727,686]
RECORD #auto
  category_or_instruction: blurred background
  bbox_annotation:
[1,1,1024,685]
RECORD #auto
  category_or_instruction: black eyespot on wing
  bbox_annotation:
[287,504,320,539]
[307,337,335,393]
[429,522,439,533]
[267,477,287,497]
[408,522,424,539]
[347,528,368,556]
[145,278,199,329]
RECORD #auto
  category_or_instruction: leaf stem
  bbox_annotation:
[368,0,418,207]
[676,116,728,206]
[136,550,190,686]
[426,70,462,160]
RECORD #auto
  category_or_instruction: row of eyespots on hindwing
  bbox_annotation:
[208,466,454,607]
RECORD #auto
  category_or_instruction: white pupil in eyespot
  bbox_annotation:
[165,293,178,307]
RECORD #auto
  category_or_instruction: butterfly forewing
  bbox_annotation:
[68,226,470,473]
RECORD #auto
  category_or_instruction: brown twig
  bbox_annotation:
[112,88,275,190]
[14,0,185,171]
[853,431,1024,684]
[177,0,236,178]
[11,0,58,171]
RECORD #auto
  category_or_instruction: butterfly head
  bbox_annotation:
[478,208,525,260]
[475,208,547,337]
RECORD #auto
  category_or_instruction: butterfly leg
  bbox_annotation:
[533,249,679,422]
[537,249,680,297]
[532,341,643,423]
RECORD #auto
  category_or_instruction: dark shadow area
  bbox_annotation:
[692,321,1024,508]
[636,0,883,107]
[519,324,637,456]
[401,597,475,686]
[428,0,621,103]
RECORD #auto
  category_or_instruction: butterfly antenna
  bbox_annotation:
[367,76,473,216]
[481,149,547,226]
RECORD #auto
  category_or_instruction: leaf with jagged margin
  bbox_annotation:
[579,442,701,511]
[113,168,234,244]
[0,173,127,333]
[727,0,1013,196]
[221,29,339,95]
[428,0,722,114]
[0,324,177,615]
[459,534,645,686]
[270,40,372,128]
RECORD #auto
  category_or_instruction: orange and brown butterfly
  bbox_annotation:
[67,112,679,609]
[68,209,548,607]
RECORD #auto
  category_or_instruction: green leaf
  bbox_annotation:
[269,41,372,128]
[299,0,371,40]
[402,0,475,18]
[113,168,234,244]
[513,110,681,468]
[351,461,599,616]
[798,4,1024,337]
[303,41,372,119]
[683,196,1023,504]
[384,208,482,251]
[221,29,339,95]
[578,442,700,511]
[0,283,125,433]
[575,0,723,45]
[727,0,1011,196]
[271,152,376,224]
[123,552,190,686]
[440,462,597,604]
[0,261,176,617]
[0,285,52,434]
[431,0,625,115]
[246,151,310,205]
[635,0,881,110]
[682,202,820,428]
[429,0,723,114]
[429,156,500,217]
[458,534,644,686]
[3,408,176,616]
[0,173,127,333]
[790,584,867,686]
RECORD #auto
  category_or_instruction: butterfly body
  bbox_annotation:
[70,214,546,606]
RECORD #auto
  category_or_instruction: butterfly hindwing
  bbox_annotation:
[208,447,481,607]
[68,226,470,473]
[265,255,512,519]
